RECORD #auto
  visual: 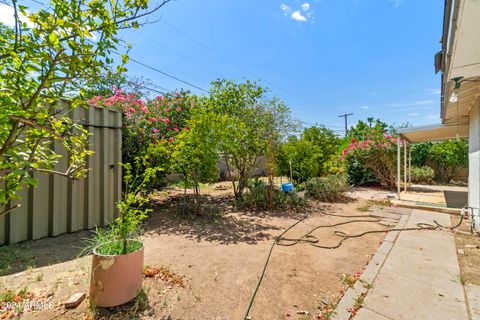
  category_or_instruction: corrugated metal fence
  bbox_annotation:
[0,104,122,245]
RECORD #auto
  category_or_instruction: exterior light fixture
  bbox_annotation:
[449,92,458,103]
[452,76,464,89]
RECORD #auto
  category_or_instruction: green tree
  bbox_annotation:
[206,79,292,199]
[429,139,468,183]
[0,0,170,214]
[410,142,433,167]
[278,125,340,183]
[349,119,388,140]
[171,106,220,206]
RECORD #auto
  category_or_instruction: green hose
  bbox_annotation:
[242,208,465,319]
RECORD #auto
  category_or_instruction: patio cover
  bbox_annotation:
[397,123,468,143]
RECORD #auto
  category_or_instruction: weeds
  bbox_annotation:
[304,175,348,202]
[357,199,392,212]
[0,245,30,276]
[341,272,361,288]
[360,280,373,289]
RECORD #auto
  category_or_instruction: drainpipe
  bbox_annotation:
[397,135,401,199]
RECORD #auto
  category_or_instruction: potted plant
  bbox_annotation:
[87,159,158,308]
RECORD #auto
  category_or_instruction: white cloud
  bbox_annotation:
[291,11,307,22]
[301,3,311,11]
[280,3,314,22]
[360,105,369,110]
[407,113,420,116]
[426,88,441,95]
[425,114,439,120]
[0,3,34,28]
[389,100,435,108]
[389,0,403,8]
[280,4,291,16]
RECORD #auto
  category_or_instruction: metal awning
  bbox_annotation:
[397,123,468,143]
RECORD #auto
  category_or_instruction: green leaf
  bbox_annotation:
[121,54,129,64]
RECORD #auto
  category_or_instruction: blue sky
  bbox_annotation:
[1,0,444,133]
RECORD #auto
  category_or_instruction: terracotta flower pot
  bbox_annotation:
[89,239,144,308]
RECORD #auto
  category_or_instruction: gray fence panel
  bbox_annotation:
[1,103,122,245]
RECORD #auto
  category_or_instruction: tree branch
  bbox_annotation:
[7,115,65,141]
[0,204,21,217]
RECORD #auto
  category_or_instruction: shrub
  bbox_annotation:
[345,156,378,187]
[342,132,398,189]
[305,175,348,202]
[410,166,435,184]
[277,126,341,183]
[237,178,306,210]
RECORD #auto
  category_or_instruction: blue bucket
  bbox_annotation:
[281,182,294,193]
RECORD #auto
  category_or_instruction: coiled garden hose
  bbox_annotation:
[242,208,465,320]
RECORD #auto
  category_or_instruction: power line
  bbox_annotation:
[113,52,209,93]
[160,20,327,111]
[133,30,224,79]
[127,56,209,93]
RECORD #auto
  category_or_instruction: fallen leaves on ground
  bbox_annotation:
[143,266,186,288]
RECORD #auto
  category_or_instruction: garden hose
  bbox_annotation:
[242,208,465,320]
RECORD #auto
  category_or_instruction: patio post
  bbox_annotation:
[408,147,412,187]
[397,135,401,199]
[404,141,407,192]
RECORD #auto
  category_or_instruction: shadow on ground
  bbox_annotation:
[144,193,309,245]
[0,229,92,276]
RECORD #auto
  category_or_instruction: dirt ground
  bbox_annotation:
[0,186,399,320]
[451,215,480,285]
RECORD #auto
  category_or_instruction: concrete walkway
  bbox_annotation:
[333,209,471,320]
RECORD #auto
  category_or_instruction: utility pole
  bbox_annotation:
[338,113,353,137]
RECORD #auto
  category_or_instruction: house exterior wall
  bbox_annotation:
[468,97,480,230]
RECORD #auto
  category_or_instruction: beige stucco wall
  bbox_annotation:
[468,97,480,230]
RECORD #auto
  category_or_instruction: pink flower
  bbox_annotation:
[169,137,174,142]
[156,96,164,100]
[152,128,159,133]
[351,138,356,143]
[140,106,149,113]
[184,127,190,131]
[127,107,135,113]
[148,117,157,123]
[173,126,179,132]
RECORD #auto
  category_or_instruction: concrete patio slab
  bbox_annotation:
[332,209,470,320]
[466,284,480,319]
[355,307,391,320]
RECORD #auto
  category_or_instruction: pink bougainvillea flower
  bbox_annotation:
[184,127,190,131]
[156,95,163,100]
[173,126,179,132]
[351,138,356,143]
[148,117,157,123]
[140,106,149,113]
[152,128,159,133]
[127,107,135,113]
[169,137,174,142]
